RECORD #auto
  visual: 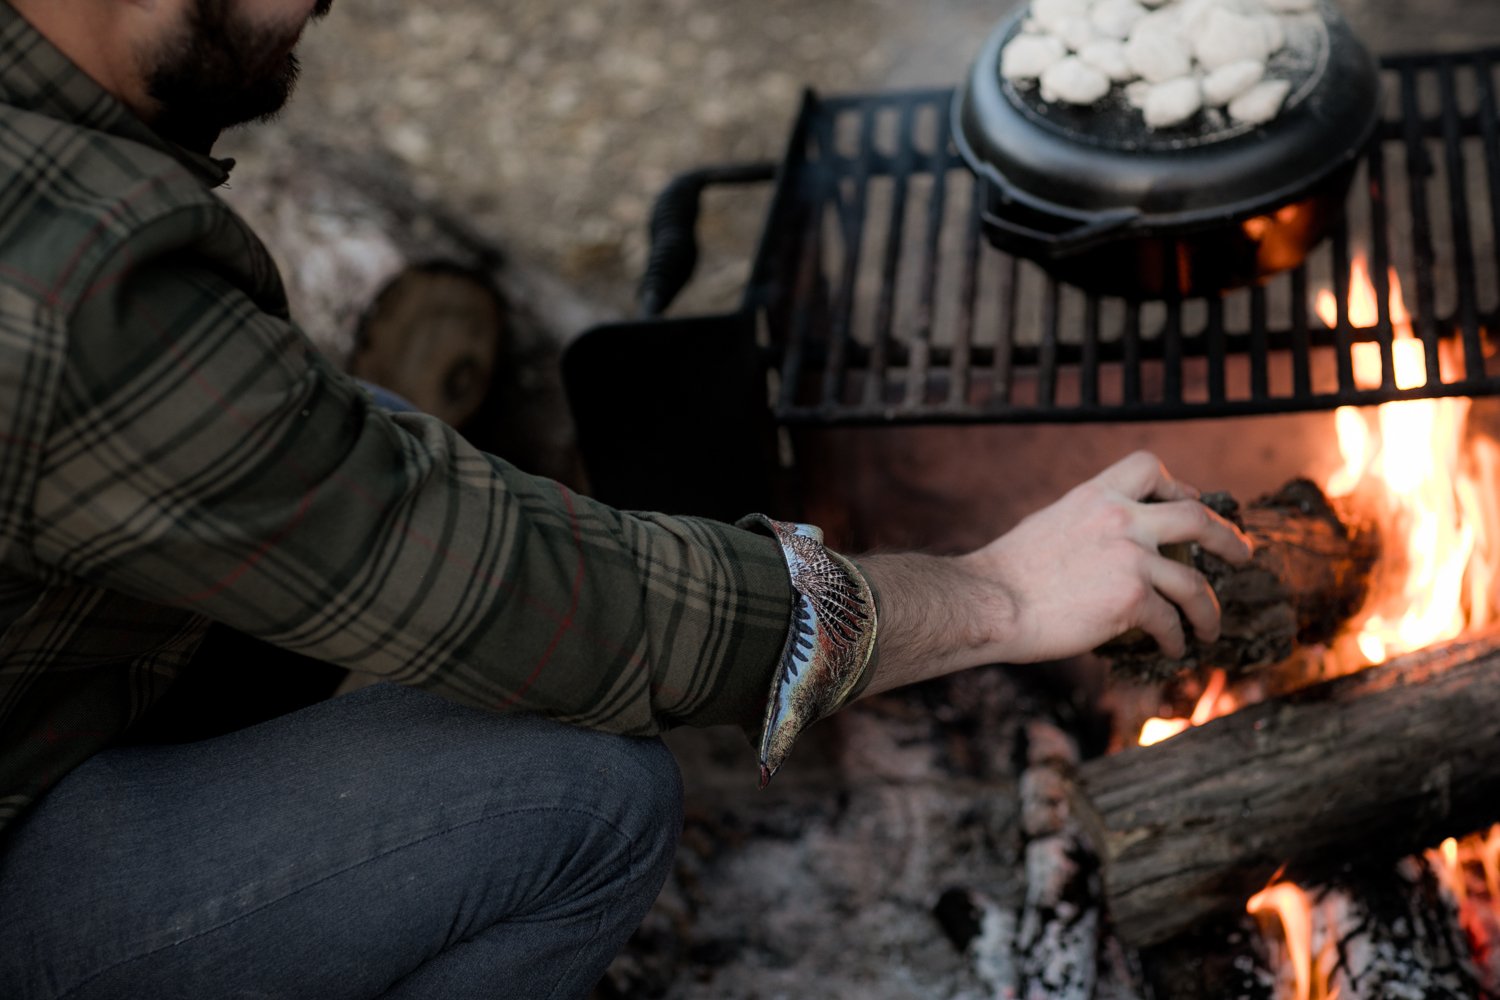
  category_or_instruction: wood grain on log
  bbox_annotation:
[1106,479,1379,682]
[1075,625,1500,948]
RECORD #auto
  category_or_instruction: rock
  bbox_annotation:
[1262,0,1316,10]
[1125,78,1154,110]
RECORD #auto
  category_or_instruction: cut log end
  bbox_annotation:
[349,262,506,429]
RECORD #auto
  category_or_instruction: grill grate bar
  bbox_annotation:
[1329,216,1357,397]
[1250,285,1269,398]
[1365,99,1399,392]
[950,177,983,408]
[1291,266,1313,399]
[818,105,876,411]
[991,254,1019,405]
[1163,298,1184,405]
[1124,303,1143,405]
[756,52,1500,425]
[1399,66,1447,390]
[865,98,919,408]
[1477,53,1500,325]
[1440,61,1486,381]
[1039,278,1060,408]
[907,99,953,408]
[1083,294,1101,406]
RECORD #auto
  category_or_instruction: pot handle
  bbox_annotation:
[980,204,1142,258]
[639,162,778,318]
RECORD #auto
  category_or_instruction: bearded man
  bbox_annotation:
[0,2,1251,997]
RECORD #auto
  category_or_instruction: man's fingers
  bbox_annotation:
[1134,589,1189,658]
[1095,450,1201,503]
[1136,500,1254,564]
[1147,554,1223,642]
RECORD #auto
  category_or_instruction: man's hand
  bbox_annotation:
[857,451,1254,696]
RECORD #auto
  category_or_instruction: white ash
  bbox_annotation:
[1041,56,1113,104]
[999,0,1320,130]
[1228,77,1292,123]
[1202,57,1266,105]
[1143,76,1204,127]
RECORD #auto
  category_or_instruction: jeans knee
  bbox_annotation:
[612,737,683,885]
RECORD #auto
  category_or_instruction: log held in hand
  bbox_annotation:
[1075,626,1500,949]
[1104,479,1379,682]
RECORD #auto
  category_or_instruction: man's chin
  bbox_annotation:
[150,55,300,151]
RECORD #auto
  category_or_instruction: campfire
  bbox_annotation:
[1116,256,1500,999]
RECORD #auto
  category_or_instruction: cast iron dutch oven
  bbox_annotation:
[953,0,1381,299]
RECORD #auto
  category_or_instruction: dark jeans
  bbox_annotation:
[0,683,683,1000]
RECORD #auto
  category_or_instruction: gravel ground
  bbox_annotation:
[224,0,1500,323]
[223,2,1500,997]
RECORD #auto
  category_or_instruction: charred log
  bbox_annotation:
[1105,479,1379,682]
[1319,860,1486,1000]
[1075,626,1500,948]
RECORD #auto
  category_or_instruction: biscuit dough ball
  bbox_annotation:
[1143,76,1204,127]
[1193,8,1269,71]
[1202,58,1266,105]
[1090,0,1150,39]
[1127,21,1193,82]
[1080,39,1135,81]
[1002,34,1069,80]
[1229,78,1293,123]
[1040,56,1114,104]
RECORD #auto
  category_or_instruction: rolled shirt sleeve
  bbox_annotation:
[29,240,794,738]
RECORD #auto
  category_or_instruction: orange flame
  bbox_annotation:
[1137,669,1233,746]
[1250,260,1500,1000]
[1248,881,1338,1000]
[1320,257,1497,665]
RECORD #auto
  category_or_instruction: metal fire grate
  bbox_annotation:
[745,48,1500,424]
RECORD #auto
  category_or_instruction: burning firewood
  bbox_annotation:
[1074,625,1500,949]
[1104,478,1379,683]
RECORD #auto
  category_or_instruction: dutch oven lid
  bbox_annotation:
[953,0,1381,229]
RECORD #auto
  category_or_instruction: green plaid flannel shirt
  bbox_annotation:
[0,2,794,837]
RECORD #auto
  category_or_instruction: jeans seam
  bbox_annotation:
[54,804,637,1000]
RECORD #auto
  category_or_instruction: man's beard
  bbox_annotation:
[146,0,333,152]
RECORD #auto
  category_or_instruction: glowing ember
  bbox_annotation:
[1137,668,1233,746]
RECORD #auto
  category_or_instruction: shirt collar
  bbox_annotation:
[0,0,234,188]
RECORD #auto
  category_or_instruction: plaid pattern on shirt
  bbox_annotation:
[0,1,794,837]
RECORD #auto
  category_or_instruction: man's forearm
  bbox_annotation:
[855,551,1019,696]
[848,452,1255,700]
